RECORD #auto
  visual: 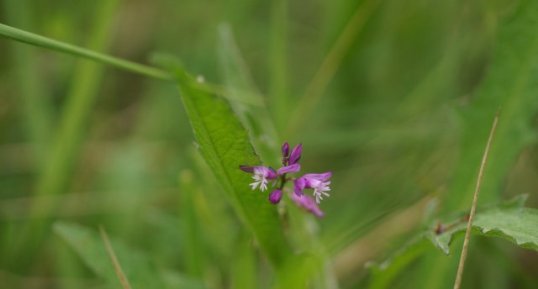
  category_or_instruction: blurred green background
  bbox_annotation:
[1,0,537,288]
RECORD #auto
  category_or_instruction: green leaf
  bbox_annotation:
[430,207,538,255]
[216,27,336,286]
[369,196,538,289]
[175,71,290,266]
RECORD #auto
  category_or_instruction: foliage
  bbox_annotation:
[0,0,537,288]
[175,70,290,266]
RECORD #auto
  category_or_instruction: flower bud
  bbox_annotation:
[268,189,283,204]
[281,142,290,157]
[289,144,303,165]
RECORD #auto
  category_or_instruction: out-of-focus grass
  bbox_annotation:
[0,0,537,288]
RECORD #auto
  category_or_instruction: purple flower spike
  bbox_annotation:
[241,143,332,217]
[240,165,277,192]
[289,144,303,165]
[291,193,324,217]
[294,172,332,203]
[277,163,301,175]
[269,189,283,204]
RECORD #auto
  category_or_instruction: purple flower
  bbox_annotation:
[294,172,332,203]
[288,144,302,165]
[240,142,332,215]
[277,163,301,175]
[291,193,324,217]
[269,189,283,204]
[240,165,277,192]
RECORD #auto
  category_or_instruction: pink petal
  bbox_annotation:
[277,164,301,175]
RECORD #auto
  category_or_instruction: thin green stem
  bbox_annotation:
[0,21,256,111]
[0,22,173,81]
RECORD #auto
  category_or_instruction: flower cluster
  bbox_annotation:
[240,142,332,217]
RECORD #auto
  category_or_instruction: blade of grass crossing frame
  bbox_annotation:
[0,22,172,80]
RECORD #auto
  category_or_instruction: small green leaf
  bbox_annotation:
[430,207,538,254]
[176,71,290,266]
[370,197,538,288]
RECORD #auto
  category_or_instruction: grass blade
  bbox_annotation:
[100,226,133,289]
[0,23,172,80]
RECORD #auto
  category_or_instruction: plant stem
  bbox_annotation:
[0,22,173,81]
[100,226,133,289]
[453,112,499,289]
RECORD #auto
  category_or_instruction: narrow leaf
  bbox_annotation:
[175,72,290,266]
